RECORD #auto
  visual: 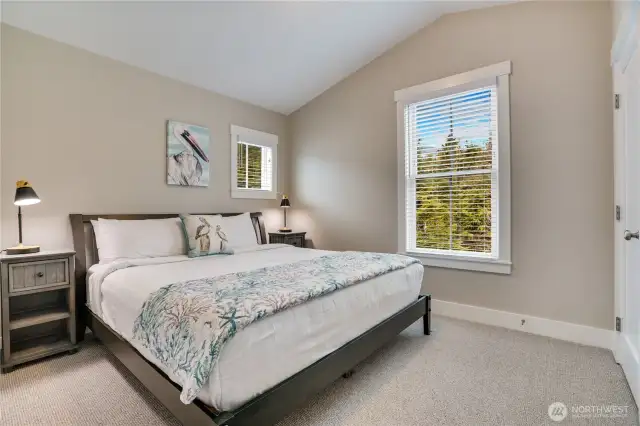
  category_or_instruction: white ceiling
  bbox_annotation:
[2,1,511,115]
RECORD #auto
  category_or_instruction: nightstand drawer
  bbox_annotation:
[284,236,304,247]
[269,232,306,248]
[8,259,69,294]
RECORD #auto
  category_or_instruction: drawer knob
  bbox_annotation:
[36,272,44,278]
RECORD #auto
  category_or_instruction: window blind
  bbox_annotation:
[236,141,273,191]
[404,85,499,258]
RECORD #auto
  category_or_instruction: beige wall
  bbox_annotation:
[1,24,289,250]
[290,1,614,329]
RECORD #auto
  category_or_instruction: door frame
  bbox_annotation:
[612,0,640,403]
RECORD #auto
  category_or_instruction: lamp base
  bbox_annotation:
[279,227,292,233]
[6,244,40,255]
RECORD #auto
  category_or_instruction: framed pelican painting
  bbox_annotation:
[167,120,211,187]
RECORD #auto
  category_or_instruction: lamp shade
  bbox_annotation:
[280,195,291,208]
[14,181,40,206]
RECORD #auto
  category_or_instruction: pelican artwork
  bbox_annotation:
[195,216,211,252]
[216,225,229,252]
[167,121,211,187]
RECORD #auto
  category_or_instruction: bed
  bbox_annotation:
[70,212,431,426]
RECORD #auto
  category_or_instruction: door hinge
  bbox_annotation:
[616,316,622,332]
[615,94,620,110]
[616,205,621,221]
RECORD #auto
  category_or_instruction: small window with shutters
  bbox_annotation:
[395,62,512,274]
[231,125,278,199]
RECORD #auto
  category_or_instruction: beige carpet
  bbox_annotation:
[0,316,636,426]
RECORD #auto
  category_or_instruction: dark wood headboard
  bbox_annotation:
[68,212,266,341]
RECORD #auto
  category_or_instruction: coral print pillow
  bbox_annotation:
[180,214,234,258]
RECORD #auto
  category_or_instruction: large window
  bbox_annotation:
[395,62,512,274]
[231,125,278,199]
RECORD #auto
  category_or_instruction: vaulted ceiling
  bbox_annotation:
[2,1,512,114]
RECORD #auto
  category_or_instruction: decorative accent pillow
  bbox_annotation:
[179,214,234,257]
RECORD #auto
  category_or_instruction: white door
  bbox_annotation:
[616,43,640,404]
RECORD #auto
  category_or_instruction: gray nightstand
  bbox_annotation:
[269,232,306,248]
[1,250,78,373]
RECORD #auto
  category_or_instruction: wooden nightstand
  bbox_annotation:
[1,250,78,373]
[269,232,306,248]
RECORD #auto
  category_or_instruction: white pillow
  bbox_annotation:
[92,217,187,264]
[221,213,258,248]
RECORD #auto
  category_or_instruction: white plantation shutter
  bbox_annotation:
[404,85,499,258]
[231,125,278,199]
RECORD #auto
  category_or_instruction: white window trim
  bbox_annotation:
[230,125,278,199]
[395,61,512,275]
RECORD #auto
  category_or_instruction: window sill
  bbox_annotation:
[404,252,512,275]
[231,189,276,200]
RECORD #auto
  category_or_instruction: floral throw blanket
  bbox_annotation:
[131,251,419,404]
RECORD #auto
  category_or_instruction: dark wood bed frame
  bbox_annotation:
[69,212,431,426]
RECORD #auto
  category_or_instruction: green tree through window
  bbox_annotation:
[408,86,496,255]
[237,143,271,190]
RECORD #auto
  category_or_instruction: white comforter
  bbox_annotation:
[88,244,423,411]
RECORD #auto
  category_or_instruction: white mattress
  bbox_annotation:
[87,244,423,411]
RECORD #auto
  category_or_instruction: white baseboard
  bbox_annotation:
[432,299,614,350]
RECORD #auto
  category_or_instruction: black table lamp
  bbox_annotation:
[7,180,41,255]
[279,195,291,233]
